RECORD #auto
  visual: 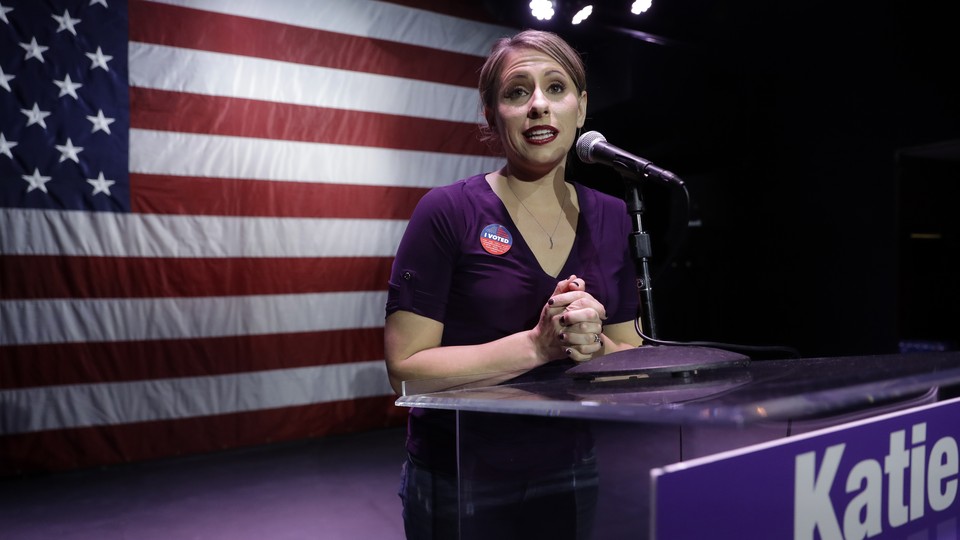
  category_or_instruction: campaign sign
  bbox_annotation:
[652,396,960,540]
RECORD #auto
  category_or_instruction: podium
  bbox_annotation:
[397,350,960,539]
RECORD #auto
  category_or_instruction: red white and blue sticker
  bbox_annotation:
[480,224,513,255]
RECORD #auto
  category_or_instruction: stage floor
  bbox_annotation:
[0,427,408,539]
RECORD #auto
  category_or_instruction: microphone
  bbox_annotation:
[576,131,684,186]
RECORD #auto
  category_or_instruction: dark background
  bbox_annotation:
[482,0,960,358]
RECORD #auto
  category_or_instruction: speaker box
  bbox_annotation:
[897,140,960,350]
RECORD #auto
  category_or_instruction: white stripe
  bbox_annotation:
[129,42,484,123]
[0,208,408,258]
[0,362,394,434]
[144,0,514,57]
[130,129,504,187]
[0,291,387,346]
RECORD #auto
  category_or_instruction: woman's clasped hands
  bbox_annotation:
[534,274,608,362]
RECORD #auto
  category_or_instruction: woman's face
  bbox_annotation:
[489,48,587,180]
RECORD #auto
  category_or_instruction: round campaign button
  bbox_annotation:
[480,224,513,255]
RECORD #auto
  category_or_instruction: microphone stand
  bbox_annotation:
[623,174,658,339]
[565,167,751,380]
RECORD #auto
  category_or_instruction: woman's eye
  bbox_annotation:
[505,87,528,99]
[548,82,566,94]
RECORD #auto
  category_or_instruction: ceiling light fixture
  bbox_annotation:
[572,5,593,24]
[631,0,652,14]
[529,0,555,21]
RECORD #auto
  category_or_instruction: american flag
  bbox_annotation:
[0,0,509,474]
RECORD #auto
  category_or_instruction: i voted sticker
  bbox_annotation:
[480,224,513,255]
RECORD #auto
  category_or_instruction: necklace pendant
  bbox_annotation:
[548,237,554,249]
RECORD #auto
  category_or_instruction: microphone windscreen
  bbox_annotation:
[575,130,605,163]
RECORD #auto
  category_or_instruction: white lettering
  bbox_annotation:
[795,444,845,540]
[794,422,960,540]
[844,459,883,540]
[910,423,927,521]
[482,233,509,243]
[885,429,910,527]
[928,436,959,512]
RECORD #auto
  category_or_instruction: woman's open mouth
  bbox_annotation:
[523,126,558,145]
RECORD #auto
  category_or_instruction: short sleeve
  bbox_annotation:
[385,184,464,322]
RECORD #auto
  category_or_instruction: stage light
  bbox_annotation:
[529,0,555,21]
[571,5,592,24]
[631,0,652,14]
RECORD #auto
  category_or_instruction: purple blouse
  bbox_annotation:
[386,173,639,470]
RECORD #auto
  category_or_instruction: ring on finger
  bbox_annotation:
[594,333,601,343]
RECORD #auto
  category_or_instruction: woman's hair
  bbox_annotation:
[478,30,587,146]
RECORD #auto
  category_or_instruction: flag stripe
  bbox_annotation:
[130,88,494,156]
[130,1,488,88]
[0,208,409,258]
[130,129,503,188]
[1,255,393,299]
[129,42,482,123]
[144,0,512,56]
[378,0,503,22]
[0,395,407,475]
[1,291,387,346]
[129,174,429,218]
[0,328,386,390]
[1,361,392,434]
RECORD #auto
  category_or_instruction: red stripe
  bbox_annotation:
[130,88,494,156]
[1,255,393,299]
[0,328,386,389]
[0,396,407,476]
[129,0,486,88]
[130,173,428,218]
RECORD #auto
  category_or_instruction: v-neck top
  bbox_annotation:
[386,173,639,471]
[387,173,638,345]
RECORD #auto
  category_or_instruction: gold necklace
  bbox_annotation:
[505,180,568,249]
